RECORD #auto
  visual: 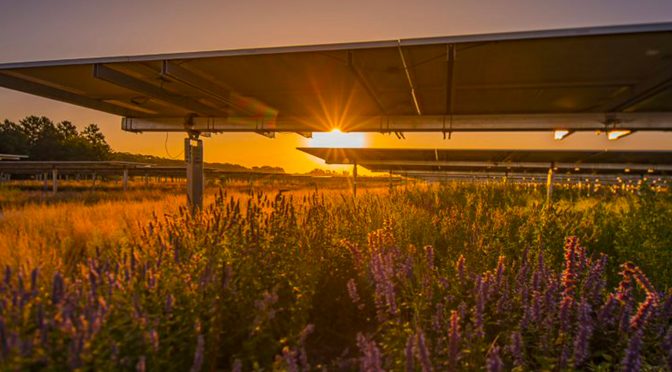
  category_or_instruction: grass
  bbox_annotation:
[0,182,670,370]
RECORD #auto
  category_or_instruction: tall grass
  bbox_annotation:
[0,183,670,370]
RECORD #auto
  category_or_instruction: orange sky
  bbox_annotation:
[1,0,672,174]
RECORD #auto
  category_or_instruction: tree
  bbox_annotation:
[0,116,112,160]
[81,124,111,160]
[0,119,29,155]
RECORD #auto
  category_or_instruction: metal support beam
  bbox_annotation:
[121,112,672,133]
[185,136,204,211]
[93,64,225,116]
[353,161,358,197]
[162,61,243,114]
[52,168,58,194]
[255,130,276,139]
[602,66,672,112]
[122,168,129,192]
[0,72,145,117]
[445,44,456,120]
[546,166,554,203]
[397,45,422,115]
[348,51,386,114]
[357,160,672,173]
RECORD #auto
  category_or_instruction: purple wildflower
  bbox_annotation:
[136,356,146,372]
[583,254,607,305]
[148,329,159,352]
[448,310,461,369]
[282,347,299,372]
[495,280,510,316]
[415,330,433,372]
[494,256,506,290]
[473,275,485,339]
[30,268,38,293]
[486,345,503,372]
[190,334,204,372]
[630,293,658,332]
[624,262,655,295]
[573,300,593,367]
[232,359,242,372]
[598,294,620,326]
[530,290,543,324]
[405,335,415,372]
[663,327,672,370]
[347,278,361,305]
[0,317,7,357]
[559,296,575,334]
[532,251,545,292]
[356,333,384,372]
[165,294,174,314]
[616,265,634,304]
[370,250,398,319]
[424,245,435,269]
[509,331,524,367]
[621,330,642,372]
[52,272,65,305]
[660,291,672,322]
[561,237,580,298]
[298,324,314,371]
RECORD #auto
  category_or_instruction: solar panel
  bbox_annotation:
[298,148,672,175]
[0,23,671,133]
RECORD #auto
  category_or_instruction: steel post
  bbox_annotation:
[122,168,129,192]
[353,161,358,197]
[185,136,204,211]
[546,167,554,203]
[52,168,58,194]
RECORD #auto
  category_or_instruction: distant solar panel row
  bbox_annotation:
[298,148,672,176]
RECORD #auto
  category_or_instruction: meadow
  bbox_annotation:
[0,181,671,371]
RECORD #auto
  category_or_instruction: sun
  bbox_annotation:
[308,129,366,148]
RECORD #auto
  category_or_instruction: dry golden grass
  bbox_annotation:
[0,191,185,269]
[0,183,391,271]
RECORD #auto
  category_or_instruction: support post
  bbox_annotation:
[546,166,554,203]
[352,161,358,197]
[185,135,204,211]
[52,168,58,194]
[122,168,129,192]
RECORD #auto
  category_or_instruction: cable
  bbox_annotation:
[164,132,184,160]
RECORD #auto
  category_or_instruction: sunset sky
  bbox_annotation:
[1,0,672,174]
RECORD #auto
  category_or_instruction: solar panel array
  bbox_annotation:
[0,23,671,133]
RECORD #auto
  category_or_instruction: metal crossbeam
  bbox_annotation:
[397,45,422,115]
[0,72,145,117]
[122,112,672,132]
[602,66,672,112]
[161,61,266,116]
[93,64,225,116]
[347,51,386,114]
[359,160,672,172]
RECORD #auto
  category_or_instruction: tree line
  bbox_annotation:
[1,116,111,160]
